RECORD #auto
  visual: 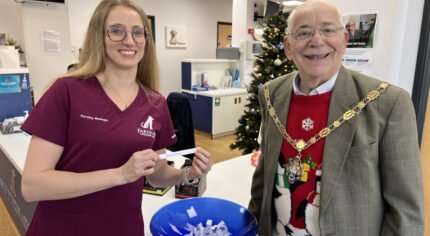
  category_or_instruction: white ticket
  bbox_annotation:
[159,148,196,159]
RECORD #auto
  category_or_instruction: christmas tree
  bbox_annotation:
[230,11,296,154]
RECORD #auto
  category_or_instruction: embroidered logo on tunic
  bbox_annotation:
[142,116,154,130]
[137,116,156,138]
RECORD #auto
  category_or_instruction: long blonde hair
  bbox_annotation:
[67,0,159,91]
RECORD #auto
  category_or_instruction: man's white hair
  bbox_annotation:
[286,0,344,37]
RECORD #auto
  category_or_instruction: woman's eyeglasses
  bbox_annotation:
[106,25,149,43]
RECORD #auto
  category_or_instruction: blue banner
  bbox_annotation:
[0,75,21,94]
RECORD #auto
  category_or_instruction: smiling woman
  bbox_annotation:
[102,5,147,78]
[19,1,213,235]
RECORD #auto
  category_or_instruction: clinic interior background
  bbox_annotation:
[0,0,424,103]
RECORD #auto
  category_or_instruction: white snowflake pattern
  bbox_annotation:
[302,117,314,131]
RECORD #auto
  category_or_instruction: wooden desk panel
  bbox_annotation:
[420,94,430,236]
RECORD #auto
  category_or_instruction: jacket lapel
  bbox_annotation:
[320,67,360,213]
[265,74,295,178]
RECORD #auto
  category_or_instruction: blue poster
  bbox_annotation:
[0,75,21,94]
[0,72,32,122]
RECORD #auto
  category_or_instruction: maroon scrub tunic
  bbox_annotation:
[21,77,177,235]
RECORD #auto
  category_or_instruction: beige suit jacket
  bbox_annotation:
[248,67,424,235]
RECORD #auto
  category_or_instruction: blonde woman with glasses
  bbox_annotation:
[20,1,213,235]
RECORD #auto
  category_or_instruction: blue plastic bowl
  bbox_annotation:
[150,197,257,235]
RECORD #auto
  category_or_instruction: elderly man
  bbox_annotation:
[248,0,424,235]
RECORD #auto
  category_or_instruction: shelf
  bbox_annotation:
[0,67,29,74]
[181,59,239,91]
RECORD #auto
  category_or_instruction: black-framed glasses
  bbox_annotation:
[106,24,149,43]
[288,26,344,40]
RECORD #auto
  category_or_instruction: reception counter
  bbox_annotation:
[0,133,35,235]
[0,133,255,235]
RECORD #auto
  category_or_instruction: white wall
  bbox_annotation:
[0,0,25,50]
[68,0,233,96]
[21,1,73,101]
[333,0,424,94]
[0,1,72,101]
[0,0,424,98]
[233,0,424,94]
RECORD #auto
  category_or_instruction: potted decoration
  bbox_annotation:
[6,37,26,67]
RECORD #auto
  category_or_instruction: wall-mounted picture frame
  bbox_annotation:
[147,15,155,43]
[165,25,187,48]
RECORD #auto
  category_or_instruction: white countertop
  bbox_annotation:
[182,88,248,97]
[142,154,254,235]
[0,132,31,174]
[0,133,255,235]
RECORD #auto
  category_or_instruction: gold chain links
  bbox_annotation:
[263,81,389,153]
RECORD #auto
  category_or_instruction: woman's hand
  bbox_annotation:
[187,147,213,180]
[117,149,160,184]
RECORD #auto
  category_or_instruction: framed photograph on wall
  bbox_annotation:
[147,15,155,43]
[165,25,187,48]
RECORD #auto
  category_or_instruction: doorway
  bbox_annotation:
[421,95,430,236]
[217,22,232,48]
[412,0,430,234]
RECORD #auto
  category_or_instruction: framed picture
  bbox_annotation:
[165,25,187,48]
[147,15,155,43]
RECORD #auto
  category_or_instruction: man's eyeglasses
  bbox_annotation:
[106,25,149,43]
[288,26,344,40]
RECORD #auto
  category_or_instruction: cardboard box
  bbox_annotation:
[143,161,174,196]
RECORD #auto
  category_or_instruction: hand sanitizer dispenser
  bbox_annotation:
[21,74,28,90]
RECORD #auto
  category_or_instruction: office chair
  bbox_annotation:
[166,92,195,159]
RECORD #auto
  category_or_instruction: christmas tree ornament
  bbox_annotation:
[274,58,282,66]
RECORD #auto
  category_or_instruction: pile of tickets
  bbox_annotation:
[184,220,231,236]
[180,220,231,236]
